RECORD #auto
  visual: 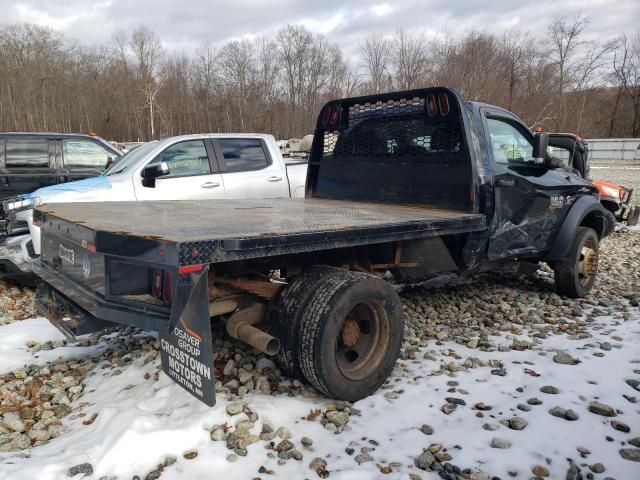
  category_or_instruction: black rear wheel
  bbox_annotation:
[298,270,404,401]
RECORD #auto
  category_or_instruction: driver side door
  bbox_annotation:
[483,111,573,260]
[134,139,225,201]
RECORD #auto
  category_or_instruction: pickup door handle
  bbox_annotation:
[267,176,283,182]
[496,178,515,187]
[200,181,221,189]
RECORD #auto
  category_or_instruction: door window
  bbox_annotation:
[486,118,533,165]
[5,138,49,167]
[547,145,572,168]
[219,139,269,172]
[62,139,113,169]
[149,140,211,178]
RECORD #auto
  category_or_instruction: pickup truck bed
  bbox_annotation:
[37,199,486,264]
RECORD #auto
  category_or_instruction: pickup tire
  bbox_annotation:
[554,226,599,298]
[270,266,340,379]
[298,270,404,401]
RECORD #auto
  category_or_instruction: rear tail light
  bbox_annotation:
[438,93,450,115]
[426,94,437,116]
[162,271,172,302]
[151,269,163,298]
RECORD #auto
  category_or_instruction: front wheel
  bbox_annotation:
[298,270,404,401]
[553,226,599,298]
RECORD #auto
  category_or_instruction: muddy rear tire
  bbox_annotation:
[298,270,404,401]
[270,266,340,379]
[553,226,599,298]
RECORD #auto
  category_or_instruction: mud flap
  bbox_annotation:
[159,267,216,406]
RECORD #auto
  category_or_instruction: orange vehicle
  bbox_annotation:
[548,133,638,226]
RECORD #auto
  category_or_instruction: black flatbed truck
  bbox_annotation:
[33,87,614,406]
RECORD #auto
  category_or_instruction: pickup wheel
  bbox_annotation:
[298,270,404,401]
[554,226,599,298]
[270,266,340,379]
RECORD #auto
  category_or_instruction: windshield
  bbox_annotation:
[103,141,158,176]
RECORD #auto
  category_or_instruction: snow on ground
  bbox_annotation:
[0,307,639,479]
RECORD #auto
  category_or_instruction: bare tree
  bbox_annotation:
[359,33,391,93]
[391,30,430,90]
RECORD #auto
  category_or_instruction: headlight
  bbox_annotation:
[5,197,40,211]
[600,186,620,199]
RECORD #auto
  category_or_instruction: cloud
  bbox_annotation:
[1,0,637,57]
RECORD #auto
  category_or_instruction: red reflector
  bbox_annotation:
[178,264,204,275]
[426,94,437,116]
[330,105,340,125]
[438,93,450,115]
[163,271,172,302]
[321,106,331,127]
[151,269,163,298]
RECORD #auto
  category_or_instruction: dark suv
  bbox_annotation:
[0,132,121,237]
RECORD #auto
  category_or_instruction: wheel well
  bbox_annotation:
[580,211,605,238]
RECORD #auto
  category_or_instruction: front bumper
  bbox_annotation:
[0,234,39,285]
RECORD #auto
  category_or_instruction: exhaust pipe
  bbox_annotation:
[226,303,280,356]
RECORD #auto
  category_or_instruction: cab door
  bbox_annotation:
[482,110,580,260]
[58,137,117,183]
[134,139,226,201]
[0,136,57,201]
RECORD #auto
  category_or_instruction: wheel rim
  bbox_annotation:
[578,238,598,287]
[335,301,391,381]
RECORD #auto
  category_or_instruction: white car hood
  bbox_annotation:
[30,174,135,204]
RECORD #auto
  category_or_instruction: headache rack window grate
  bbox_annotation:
[321,95,464,162]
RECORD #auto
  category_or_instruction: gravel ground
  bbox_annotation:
[0,165,639,479]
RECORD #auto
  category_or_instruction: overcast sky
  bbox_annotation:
[2,0,639,58]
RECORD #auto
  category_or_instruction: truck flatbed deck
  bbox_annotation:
[38,198,486,264]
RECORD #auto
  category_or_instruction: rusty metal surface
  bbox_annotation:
[38,198,483,242]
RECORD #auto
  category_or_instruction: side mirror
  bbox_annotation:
[531,132,549,165]
[105,155,117,170]
[141,162,170,188]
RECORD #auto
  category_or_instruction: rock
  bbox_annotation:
[565,462,582,480]
[619,448,640,462]
[628,437,640,448]
[507,417,528,430]
[588,401,617,417]
[181,449,198,460]
[2,413,25,433]
[565,409,579,421]
[626,379,640,391]
[540,385,559,394]
[277,439,294,452]
[223,359,235,376]
[420,424,433,435]
[309,457,329,478]
[441,403,457,415]
[549,406,566,418]
[490,438,511,449]
[67,463,94,477]
[612,419,630,432]
[276,426,292,439]
[290,449,303,461]
[415,450,436,470]
[28,429,51,442]
[445,397,466,406]
[255,358,276,374]
[532,464,550,477]
[354,453,373,464]
[226,454,238,462]
[325,410,349,427]
[301,436,313,447]
[589,463,605,473]
[226,402,245,416]
[211,429,226,441]
[527,397,543,405]
[553,352,580,365]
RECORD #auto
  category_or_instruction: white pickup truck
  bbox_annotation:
[1,133,308,282]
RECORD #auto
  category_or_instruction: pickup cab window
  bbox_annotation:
[487,118,533,165]
[150,140,211,178]
[219,139,269,172]
[63,139,114,168]
[5,138,49,167]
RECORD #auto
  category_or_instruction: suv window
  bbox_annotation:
[547,145,572,168]
[219,139,269,172]
[150,140,210,178]
[486,118,533,165]
[5,138,49,167]
[63,139,113,169]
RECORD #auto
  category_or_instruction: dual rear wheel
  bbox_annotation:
[271,269,404,402]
